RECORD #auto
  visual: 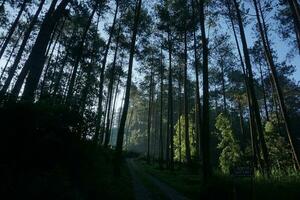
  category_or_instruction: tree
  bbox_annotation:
[114,0,142,176]
[0,0,46,95]
[20,0,71,102]
[0,0,28,60]
[197,0,211,182]
[215,113,242,174]
[232,0,270,172]
[252,0,300,169]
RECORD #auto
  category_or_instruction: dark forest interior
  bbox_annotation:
[0,0,300,199]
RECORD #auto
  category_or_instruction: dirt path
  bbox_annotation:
[126,159,189,200]
[127,159,153,200]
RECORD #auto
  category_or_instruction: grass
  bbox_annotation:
[137,160,202,199]
[137,159,300,200]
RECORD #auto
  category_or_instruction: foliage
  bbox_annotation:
[264,117,294,172]
[215,113,242,174]
[174,114,197,162]
[0,102,133,200]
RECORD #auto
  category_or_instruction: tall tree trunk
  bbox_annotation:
[0,0,45,95]
[79,59,93,116]
[159,45,164,169]
[183,30,191,166]
[94,0,119,143]
[233,0,270,172]
[109,78,120,143]
[166,31,174,170]
[125,110,134,150]
[220,62,227,112]
[198,0,211,182]
[258,64,269,121]
[65,4,98,105]
[10,9,62,101]
[192,0,202,160]
[114,0,142,176]
[104,26,121,147]
[238,100,246,149]
[20,0,70,102]
[39,27,63,98]
[178,70,182,164]
[147,67,154,163]
[0,33,22,88]
[253,0,300,169]
[51,53,68,97]
[225,0,261,169]
[0,0,28,60]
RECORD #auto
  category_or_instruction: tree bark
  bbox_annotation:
[104,26,121,147]
[65,3,98,105]
[220,62,227,113]
[20,0,70,102]
[94,0,119,143]
[258,64,269,121]
[253,0,300,169]
[166,31,174,169]
[0,33,22,87]
[0,0,45,95]
[233,0,270,172]
[183,30,191,166]
[197,0,211,182]
[225,0,262,169]
[159,45,164,169]
[192,0,202,161]
[114,0,142,176]
[0,0,28,60]
[147,67,154,163]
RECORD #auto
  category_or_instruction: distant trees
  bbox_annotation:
[0,0,299,180]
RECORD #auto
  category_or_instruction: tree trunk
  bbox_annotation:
[10,4,62,101]
[220,62,227,113]
[0,33,22,88]
[114,0,142,176]
[159,45,164,169]
[166,31,174,170]
[0,0,28,60]
[104,26,121,147]
[198,0,211,182]
[183,30,191,166]
[109,78,120,143]
[253,0,300,169]
[39,28,63,98]
[225,0,261,169]
[65,3,98,105]
[0,0,45,95]
[147,67,154,163]
[192,0,202,160]
[94,0,119,143]
[233,0,270,172]
[20,0,70,102]
[258,64,269,121]
[178,69,182,164]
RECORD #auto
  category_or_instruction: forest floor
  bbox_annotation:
[131,158,300,200]
[126,158,189,200]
